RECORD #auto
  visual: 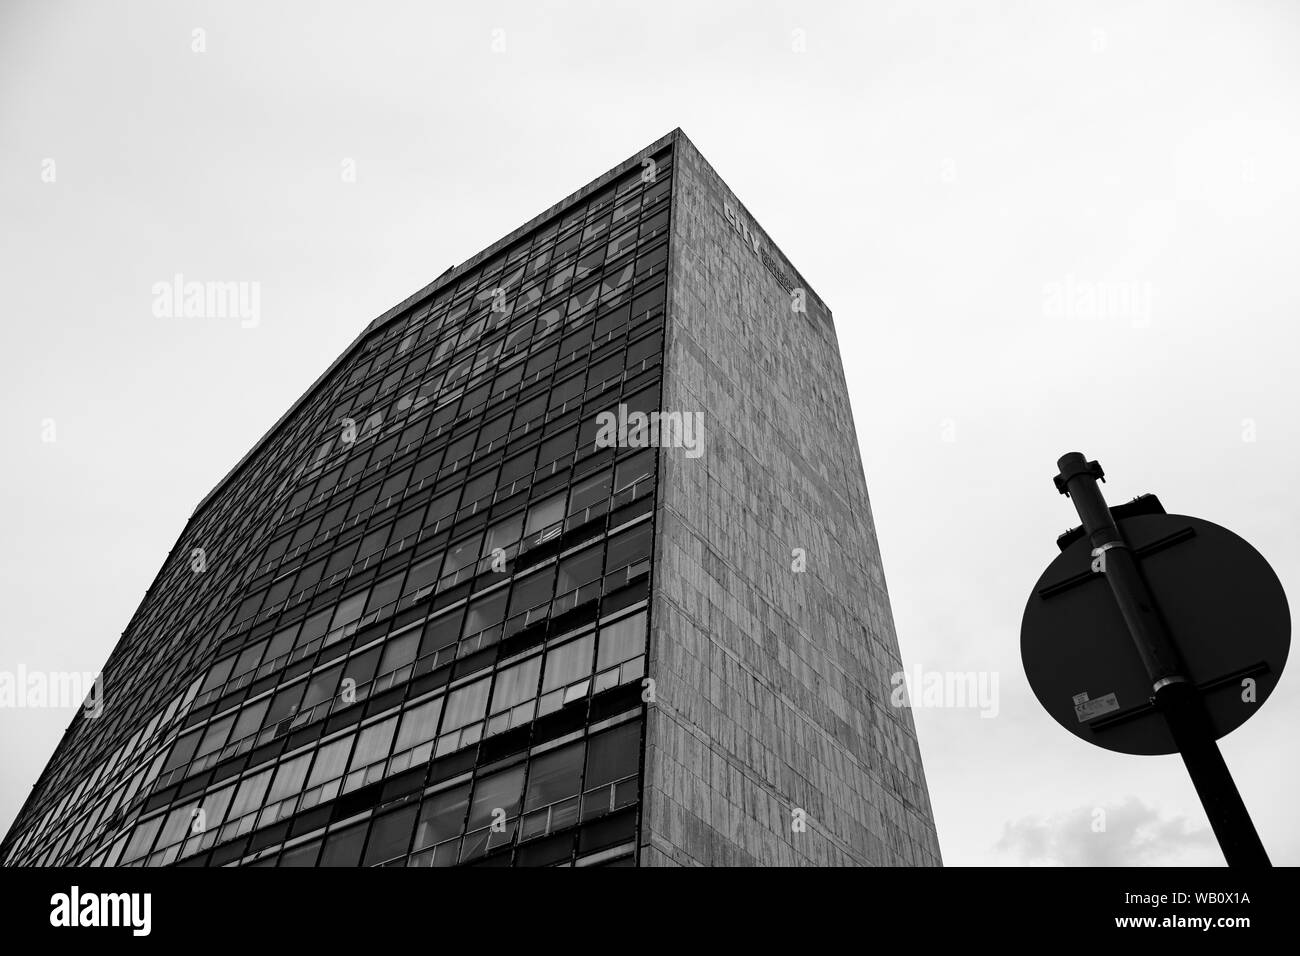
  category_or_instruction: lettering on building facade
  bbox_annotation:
[720,201,799,294]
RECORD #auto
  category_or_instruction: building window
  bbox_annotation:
[521,742,584,839]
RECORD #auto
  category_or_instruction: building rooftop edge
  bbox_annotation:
[191,128,682,519]
[672,130,832,319]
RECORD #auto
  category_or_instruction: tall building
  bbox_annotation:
[2,130,940,867]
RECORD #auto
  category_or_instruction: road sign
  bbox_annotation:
[1021,453,1288,866]
[1022,513,1290,756]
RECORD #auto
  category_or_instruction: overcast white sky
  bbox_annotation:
[2,0,1298,866]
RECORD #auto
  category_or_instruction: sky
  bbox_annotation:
[2,0,1298,866]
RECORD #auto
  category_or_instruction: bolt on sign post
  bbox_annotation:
[1021,453,1290,867]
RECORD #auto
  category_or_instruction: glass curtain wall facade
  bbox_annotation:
[2,138,676,868]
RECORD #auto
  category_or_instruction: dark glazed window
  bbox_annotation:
[412,784,470,858]
[362,804,418,866]
[319,822,367,867]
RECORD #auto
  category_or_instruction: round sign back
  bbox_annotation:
[1021,514,1290,756]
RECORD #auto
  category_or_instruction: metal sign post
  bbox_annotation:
[1050,452,1270,867]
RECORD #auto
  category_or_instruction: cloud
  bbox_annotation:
[995,797,1218,866]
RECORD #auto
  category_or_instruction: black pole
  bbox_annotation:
[1053,452,1270,867]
